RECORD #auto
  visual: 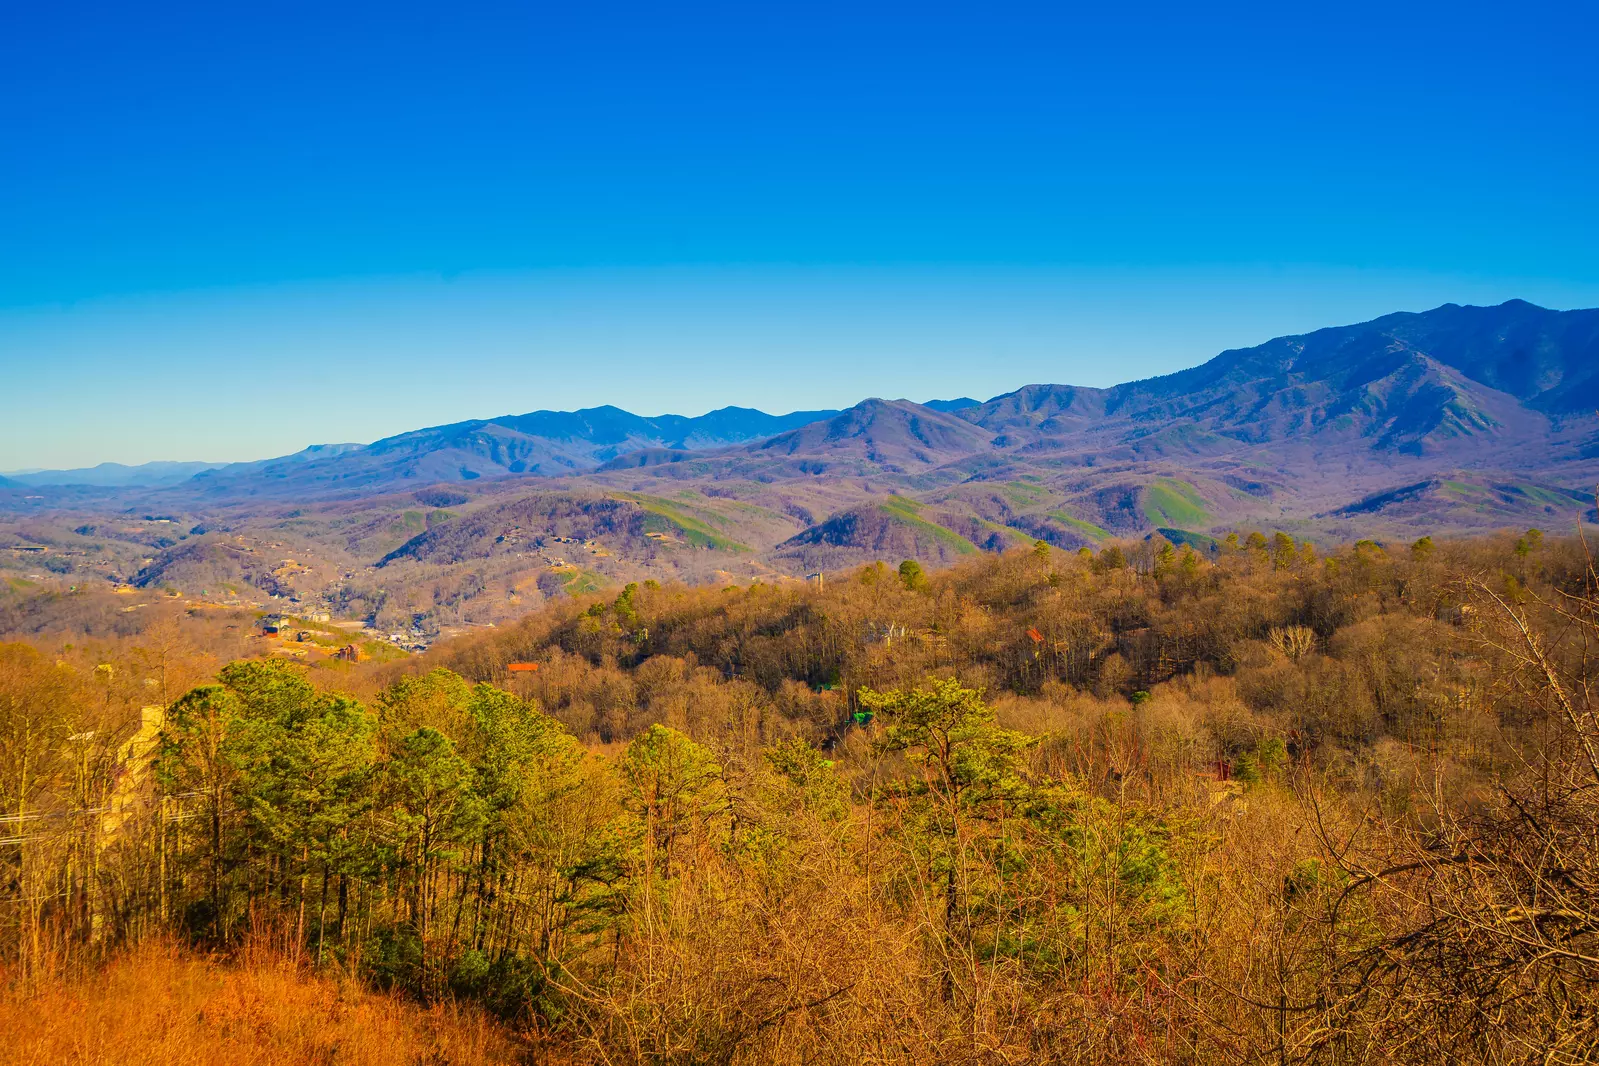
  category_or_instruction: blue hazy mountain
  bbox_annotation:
[187,405,841,493]
[8,460,227,488]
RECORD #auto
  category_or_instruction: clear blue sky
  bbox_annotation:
[3,0,1596,469]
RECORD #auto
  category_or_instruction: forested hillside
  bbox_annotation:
[2,530,1596,1063]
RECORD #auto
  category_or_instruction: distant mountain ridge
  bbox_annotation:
[8,460,228,488]
[940,299,1599,460]
[586,299,1599,538]
[923,397,982,412]
[8,302,1597,533]
[185,404,841,494]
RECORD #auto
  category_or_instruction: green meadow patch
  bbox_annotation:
[561,568,604,595]
[613,492,753,552]
[1000,481,1051,508]
[1141,479,1210,529]
[1048,512,1111,541]
[879,496,979,555]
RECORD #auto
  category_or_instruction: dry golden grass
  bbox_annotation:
[0,942,531,1066]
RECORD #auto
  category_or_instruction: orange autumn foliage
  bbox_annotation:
[0,941,533,1066]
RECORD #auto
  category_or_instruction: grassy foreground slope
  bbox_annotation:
[0,942,529,1066]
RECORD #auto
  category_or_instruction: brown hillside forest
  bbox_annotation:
[2,528,1598,1065]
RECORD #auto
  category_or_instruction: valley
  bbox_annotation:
[5,300,1597,636]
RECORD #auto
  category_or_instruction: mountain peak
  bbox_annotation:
[750,396,993,466]
[923,396,982,412]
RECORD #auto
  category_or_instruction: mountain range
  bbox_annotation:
[156,407,844,492]
[4,300,1598,615]
[2,460,229,488]
[183,299,1599,496]
[12,299,1595,504]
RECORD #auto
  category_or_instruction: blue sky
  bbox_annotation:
[3,0,1596,469]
